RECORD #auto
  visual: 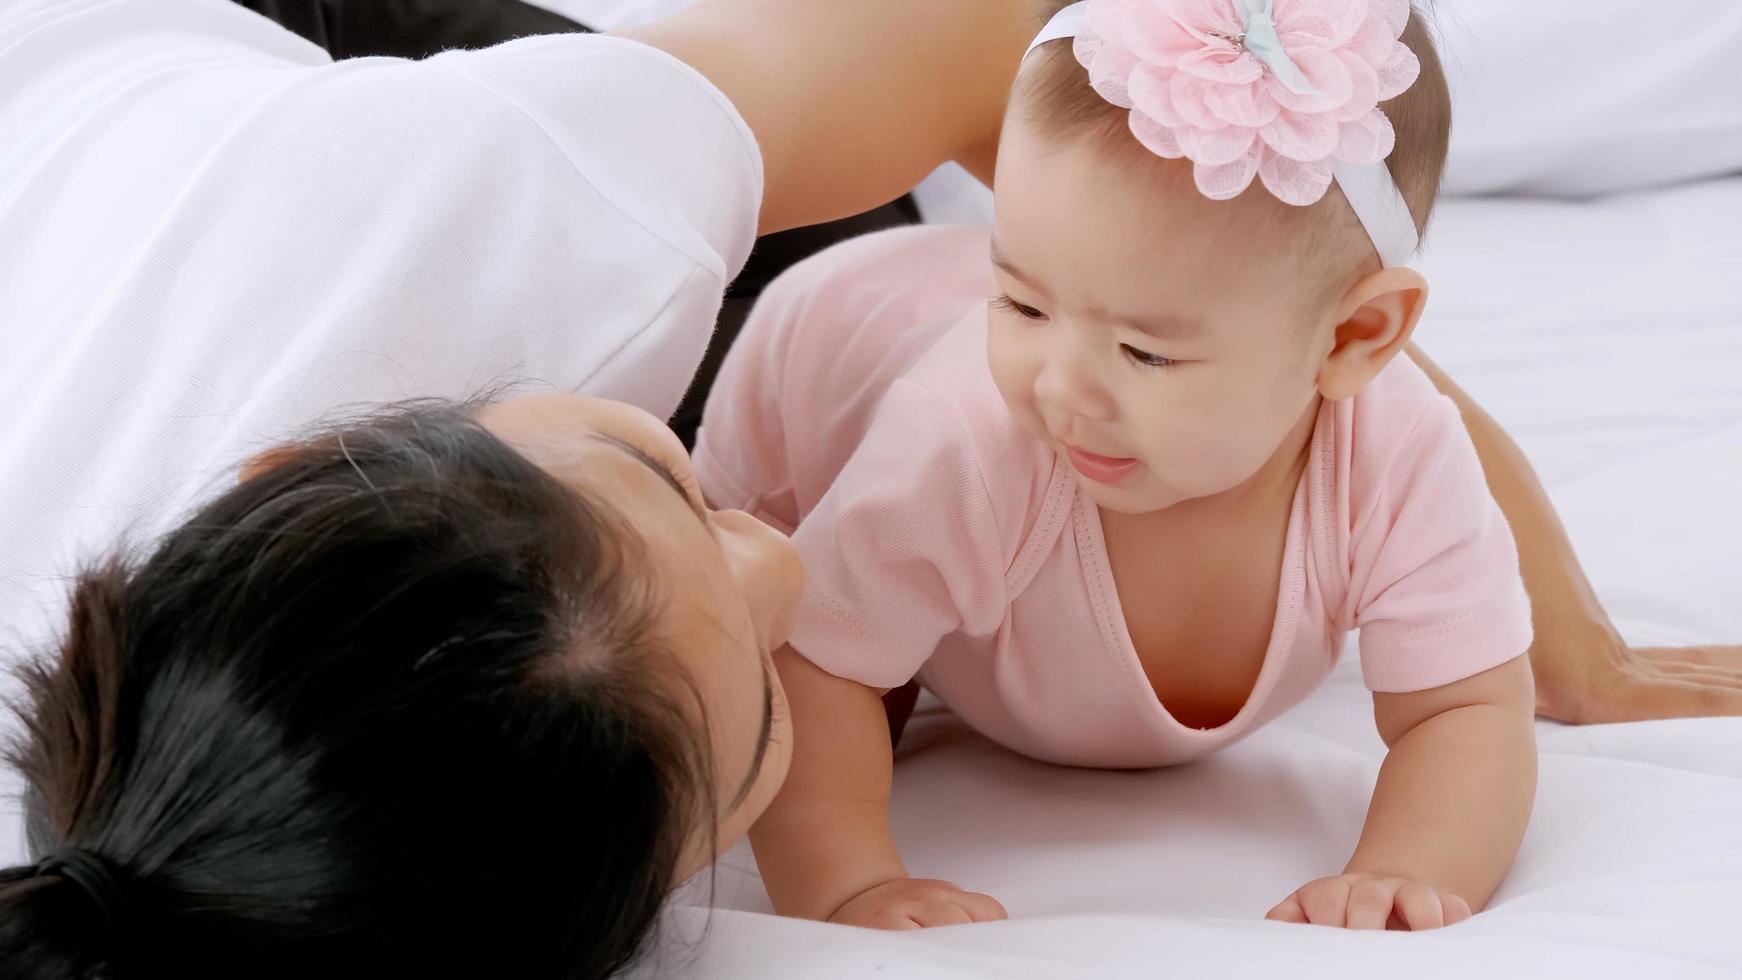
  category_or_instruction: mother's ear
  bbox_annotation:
[1316,267,1429,401]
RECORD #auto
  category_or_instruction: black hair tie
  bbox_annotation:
[36,848,128,931]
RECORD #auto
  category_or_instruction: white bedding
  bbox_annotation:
[632,177,1742,979]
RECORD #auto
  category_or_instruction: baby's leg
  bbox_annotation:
[1408,346,1742,722]
[883,680,922,748]
[674,202,921,447]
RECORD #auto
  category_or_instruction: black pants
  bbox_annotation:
[233,0,922,446]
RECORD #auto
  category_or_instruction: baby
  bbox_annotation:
[697,0,1537,931]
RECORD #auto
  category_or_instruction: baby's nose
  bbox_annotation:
[1034,348,1116,424]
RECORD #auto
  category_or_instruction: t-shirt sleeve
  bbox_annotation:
[1349,390,1535,693]
[430,34,763,284]
[86,27,761,423]
[787,381,1010,691]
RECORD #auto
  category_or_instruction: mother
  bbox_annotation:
[0,0,1733,977]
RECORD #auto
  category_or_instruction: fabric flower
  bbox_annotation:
[1073,0,1420,205]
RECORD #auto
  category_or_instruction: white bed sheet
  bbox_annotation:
[631,177,1742,979]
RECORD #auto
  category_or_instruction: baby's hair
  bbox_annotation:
[1020,0,1452,286]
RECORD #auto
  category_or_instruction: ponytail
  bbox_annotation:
[0,855,125,980]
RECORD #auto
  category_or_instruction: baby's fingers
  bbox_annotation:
[1443,893,1473,926]
[1297,878,1352,928]
[952,890,1010,923]
[912,900,975,928]
[1345,878,1398,930]
[1393,882,1444,931]
[1265,894,1308,924]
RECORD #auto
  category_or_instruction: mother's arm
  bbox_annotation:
[621,0,1028,235]
[1408,346,1742,722]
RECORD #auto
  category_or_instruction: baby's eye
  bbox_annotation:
[991,294,1047,321]
[1122,344,1176,370]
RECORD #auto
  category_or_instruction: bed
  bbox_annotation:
[1,1,1737,975]
[627,173,1742,979]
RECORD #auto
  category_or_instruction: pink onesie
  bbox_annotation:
[695,226,1532,769]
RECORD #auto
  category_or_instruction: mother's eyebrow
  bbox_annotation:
[729,663,775,813]
[588,433,773,811]
[588,434,706,523]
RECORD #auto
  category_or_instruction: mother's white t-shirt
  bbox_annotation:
[0,0,762,657]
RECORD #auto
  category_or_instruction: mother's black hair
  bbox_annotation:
[1,400,713,979]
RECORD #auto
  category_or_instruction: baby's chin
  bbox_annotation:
[1070,454,1267,515]
[1068,464,1191,515]
[1012,417,1225,514]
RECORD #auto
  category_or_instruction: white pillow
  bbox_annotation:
[1436,0,1742,197]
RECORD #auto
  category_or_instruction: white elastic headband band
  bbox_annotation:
[1329,160,1419,269]
[1025,1,1091,56]
[1024,1,1419,268]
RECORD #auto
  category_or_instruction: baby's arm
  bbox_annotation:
[1268,654,1536,929]
[751,645,1007,927]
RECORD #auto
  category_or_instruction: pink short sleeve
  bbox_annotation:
[787,380,1010,691]
[1348,388,1534,693]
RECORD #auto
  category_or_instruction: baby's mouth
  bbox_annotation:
[1064,445,1140,485]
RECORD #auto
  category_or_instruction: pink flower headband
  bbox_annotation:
[1027,0,1421,267]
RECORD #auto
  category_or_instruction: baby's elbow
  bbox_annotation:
[1373,654,1536,747]
[1477,653,1538,719]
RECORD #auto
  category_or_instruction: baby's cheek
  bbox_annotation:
[986,342,1044,434]
[1148,415,1264,496]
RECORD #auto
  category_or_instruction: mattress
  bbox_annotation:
[629,176,1742,979]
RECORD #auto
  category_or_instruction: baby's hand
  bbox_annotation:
[828,878,1008,930]
[1266,873,1472,931]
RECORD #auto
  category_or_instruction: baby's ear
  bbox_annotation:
[1316,267,1428,401]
